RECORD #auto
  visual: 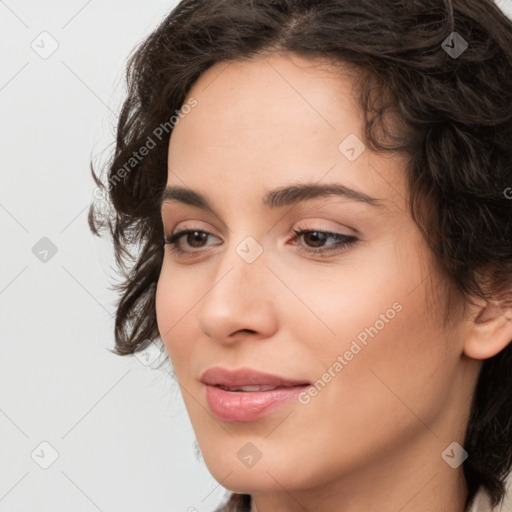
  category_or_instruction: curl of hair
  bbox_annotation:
[88,0,512,508]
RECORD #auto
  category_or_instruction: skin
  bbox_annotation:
[155,52,512,512]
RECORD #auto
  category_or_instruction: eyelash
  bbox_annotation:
[163,226,358,258]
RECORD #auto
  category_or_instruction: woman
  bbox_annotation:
[88,1,512,510]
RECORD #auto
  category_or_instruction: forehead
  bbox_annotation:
[166,52,406,211]
[172,52,359,141]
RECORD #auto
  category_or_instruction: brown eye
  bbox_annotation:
[292,229,358,256]
[164,228,221,256]
[302,231,328,247]
[185,231,208,248]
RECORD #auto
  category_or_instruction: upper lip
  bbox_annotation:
[200,367,310,388]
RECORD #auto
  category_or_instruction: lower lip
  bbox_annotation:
[204,384,309,422]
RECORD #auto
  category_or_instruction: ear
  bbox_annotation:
[463,286,512,360]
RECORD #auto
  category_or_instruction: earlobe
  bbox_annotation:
[464,298,512,360]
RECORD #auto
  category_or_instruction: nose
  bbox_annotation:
[197,239,279,345]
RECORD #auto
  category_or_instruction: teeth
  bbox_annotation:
[219,385,278,392]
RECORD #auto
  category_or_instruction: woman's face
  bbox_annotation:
[155,52,479,504]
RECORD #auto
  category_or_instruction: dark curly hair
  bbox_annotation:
[88,0,512,509]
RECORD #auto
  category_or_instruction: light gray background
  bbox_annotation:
[1,1,512,511]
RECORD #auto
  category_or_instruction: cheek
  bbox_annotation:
[254,285,453,488]
[284,236,455,438]
[155,263,196,364]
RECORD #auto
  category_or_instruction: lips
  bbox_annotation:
[200,366,310,389]
[201,367,312,422]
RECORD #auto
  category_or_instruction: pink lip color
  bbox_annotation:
[200,366,311,422]
[204,384,308,422]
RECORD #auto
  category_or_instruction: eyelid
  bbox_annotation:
[290,218,357,236]
[168,221,219,237]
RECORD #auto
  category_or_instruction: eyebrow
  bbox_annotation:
[159,182,385,214]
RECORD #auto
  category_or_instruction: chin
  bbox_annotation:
[203,454,311,494]
[210,473,287,495]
